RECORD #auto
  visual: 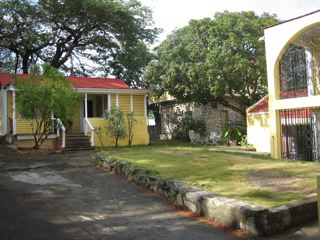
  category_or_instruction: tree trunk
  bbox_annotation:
[115,137,118,147]
[217,98,246,118]
[22,54,30,74]
[14,53,19,74]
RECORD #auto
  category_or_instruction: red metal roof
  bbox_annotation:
[248,96,269,113]
[0,72,30,86]
[0,72,129,89]
[67,76,129,89]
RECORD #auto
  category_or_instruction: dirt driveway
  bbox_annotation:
[0,146,238,240]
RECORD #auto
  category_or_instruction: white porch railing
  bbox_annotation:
[55,118,66,148]
[83,118,94,146]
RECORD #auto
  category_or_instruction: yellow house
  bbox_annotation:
[248,10,320,161]
[0,73,149,149]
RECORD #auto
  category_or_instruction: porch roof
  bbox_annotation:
[0,72,132,90]
[247,95,269,114]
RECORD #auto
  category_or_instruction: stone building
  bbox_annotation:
[154,98,244,140]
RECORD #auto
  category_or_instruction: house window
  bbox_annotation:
[279,45,308,99]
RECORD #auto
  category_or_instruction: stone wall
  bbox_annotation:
[193,100,244,136]
[158,99,244,139]
[95,153,318,237]
[158,101,193,139]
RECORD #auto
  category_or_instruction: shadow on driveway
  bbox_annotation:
[0,146,239,240]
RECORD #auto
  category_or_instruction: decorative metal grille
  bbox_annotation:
[279,45,308,99]
[281,108,320,162]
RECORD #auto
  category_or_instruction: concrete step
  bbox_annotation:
[66,139,91,143]
[63,147,95,151]
[63,133,93,151]
[66,136,90,139]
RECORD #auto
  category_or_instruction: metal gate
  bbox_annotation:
[281,108,320,162]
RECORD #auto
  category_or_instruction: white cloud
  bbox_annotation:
[141,0,320,43]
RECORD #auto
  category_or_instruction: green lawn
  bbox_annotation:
[103,140,320,208]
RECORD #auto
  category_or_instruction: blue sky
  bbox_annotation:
[140,0,320,43]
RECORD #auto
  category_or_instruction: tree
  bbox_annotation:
[105,106,127,147]
[0,0,159,86]
[126,111,138,146]
[145,11,278,116]
[14,64,81,149]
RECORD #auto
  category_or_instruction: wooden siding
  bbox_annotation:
[16,119,37,134]
[119,94,131,113]
[133,95,145,116]
[71,107,81,133]
[89,116,149,147]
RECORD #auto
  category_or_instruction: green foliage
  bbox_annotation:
[0,0,159,86]
[145,11,279,115]
[223,124,246,145]
[174,116,207,141]
[105,106,127,147]
[14,64,81,149]
[239,135,254,149]
[126,111,138,146]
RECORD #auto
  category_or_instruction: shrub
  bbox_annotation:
[223,124,246,145]
[174,116,207,141]
[105,106,127,147]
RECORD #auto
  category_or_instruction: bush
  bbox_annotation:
[223,124,246,145]
[174,116,207,141]
[105,106,127,147]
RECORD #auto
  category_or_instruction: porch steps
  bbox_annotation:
[63,133,95,151]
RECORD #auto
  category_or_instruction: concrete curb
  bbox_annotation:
[95,152,317,237]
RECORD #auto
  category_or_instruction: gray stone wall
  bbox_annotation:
[193,100,244,137]
[159,101,193,139]
[158,99,245,139]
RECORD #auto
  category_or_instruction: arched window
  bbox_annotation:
[279,45,308,99]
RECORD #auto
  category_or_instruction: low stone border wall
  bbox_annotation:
[95,152,317,237]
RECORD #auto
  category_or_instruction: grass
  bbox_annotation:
[102,140,320,208]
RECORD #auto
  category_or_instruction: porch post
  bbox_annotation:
[12,89,16,135]
[130,94,133,112]
[108,94,111,111]
[144,94,147,117]
[85,93,88,118]
[2,88,7,135]
[116,94,119,107]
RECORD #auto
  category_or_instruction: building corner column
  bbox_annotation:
[84,93,88,119]
[12,89,16,135]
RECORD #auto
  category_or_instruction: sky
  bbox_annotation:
[140,0,320,44]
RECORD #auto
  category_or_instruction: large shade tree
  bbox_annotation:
[0,0,159,86]
[145,11,278,116]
